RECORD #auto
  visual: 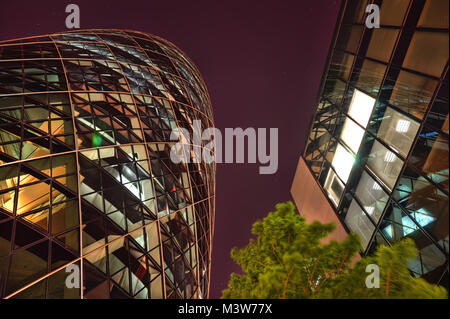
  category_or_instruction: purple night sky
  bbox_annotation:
[0,0,341,298]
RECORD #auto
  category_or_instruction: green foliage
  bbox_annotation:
[221,201,447,299]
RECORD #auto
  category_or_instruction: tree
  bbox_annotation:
[221,201,447,299]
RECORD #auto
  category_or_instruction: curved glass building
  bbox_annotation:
[0,30,215,299]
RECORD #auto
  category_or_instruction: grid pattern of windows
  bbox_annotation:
[0,29,215,299]
[303,0,448,287]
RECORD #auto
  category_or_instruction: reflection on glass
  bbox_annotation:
[377,107,420,158]
[354,171,389,223]
[379,0,410,26]
[324,169,345,207]
[345,199,375,250]
[336,25,363,53]
[367,140,404,190]
[403,31,449,77]
[330,51,355,81]
[340,117,365,154]
[409,129,449,193]
[380,202,447,279]
[367,28,399,62]
[418,0,449,28]
[7,240,49,295]
[348,89,376,128]
[353,59,386,94]
[394,165,448,245]
[388,70,438,120]
[323,78,346,105]
[331,143,355,182]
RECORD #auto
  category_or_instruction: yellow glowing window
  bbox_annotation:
[340,117,365,154]
[348,90,376,128]
[331,143,355,182]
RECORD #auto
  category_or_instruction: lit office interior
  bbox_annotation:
[304,0,448,286]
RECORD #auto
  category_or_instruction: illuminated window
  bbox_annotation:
[354,171,389,223]
[364,206,375,216]
[347,89,376,128]
[340,117,365,154]
[345,200,375,250]
[331,143,355,182]
[324,169,345,207]
[395,119,411,133]
[367,141,404,190]
[383,209,436,238]
[384,151,396,163]
[0,30,214,299]
[377,107,420,158]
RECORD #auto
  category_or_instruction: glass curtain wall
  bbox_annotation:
[303,0,448,287]
[0,30,215,299]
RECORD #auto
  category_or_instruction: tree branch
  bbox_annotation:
[315,273,330,291]
[335,253,348,276]
[385,270,390,296]
[271,242,284,266]
[281,268,294,299]
[308,258,319,288]
[253,260,266,268]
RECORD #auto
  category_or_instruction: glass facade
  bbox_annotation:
[0,30,215,299]
[303,0,448,287]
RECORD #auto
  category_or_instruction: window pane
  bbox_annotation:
[428,81,449,134]
[7,240,49,295]
[403,32,449,77]
[331,143,355,182]
[418,0,449,28]
[348,89,376,127]
[354,171,389,223]
[17,182,51,215]
[342,0,369,24]
[353,59,387,94]
[330,51,355,81]
[340,117,365,153]
[393,166,448,244]
[367,28,399,62]
[377,107,420,158]
[380,202,447,281]
[387,70,438,120]
[0,163,18,190]
[324,169,345,207]
[48,264,80,298]
[345,199,375,250]
[323,78,346,105]
[0,189,15,213]
[336,25,363,53]
[51,200,79,235]
[409,129,448,192]
[379,0,410,26]
[366,140,404,190]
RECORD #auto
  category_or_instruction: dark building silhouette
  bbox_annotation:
[292,0,448,288]
[0,30,215,299]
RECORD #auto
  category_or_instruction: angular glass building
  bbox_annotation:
[291,0,448,288]
[0,30,215,299]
